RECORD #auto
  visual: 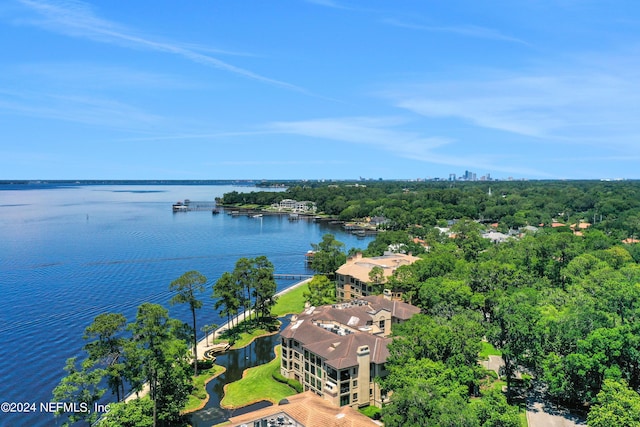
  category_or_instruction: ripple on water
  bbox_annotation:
[0,185,372,427]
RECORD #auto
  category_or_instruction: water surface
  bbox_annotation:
[0,184,372,426]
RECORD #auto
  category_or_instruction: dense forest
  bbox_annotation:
[221,180,640,245]
[224,180,640,426]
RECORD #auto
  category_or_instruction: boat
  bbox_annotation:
[251,214,263,218]
[172,201,188,212]
[212,208,220,215]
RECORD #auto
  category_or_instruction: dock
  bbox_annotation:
[172,200,217,212]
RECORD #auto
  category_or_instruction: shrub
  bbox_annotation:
[272,370,303,393]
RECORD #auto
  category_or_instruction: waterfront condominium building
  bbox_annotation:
[280,295,420,409]
[335,252,421,302]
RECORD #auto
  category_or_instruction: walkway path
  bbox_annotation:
[124,277,313,403]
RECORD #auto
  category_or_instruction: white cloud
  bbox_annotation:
[265,116,541,174]
[16,0,308,93]
[268,116,449,154]
[386,59,640,151]
[383,18,529,45]
[0,90,162,129]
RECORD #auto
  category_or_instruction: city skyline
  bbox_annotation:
[1,1,640,180]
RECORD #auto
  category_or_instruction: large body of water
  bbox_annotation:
[0,184,372,427]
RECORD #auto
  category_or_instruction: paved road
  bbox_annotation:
[526,384,586,427]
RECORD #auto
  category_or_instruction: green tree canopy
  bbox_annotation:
[169,270,207,376]
[310,234,347,276]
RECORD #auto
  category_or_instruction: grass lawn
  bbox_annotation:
[271,282,309,317]
[359,405,382,419]
[220,345,297,408]
[183,365,226,413]
[520,410,528,427]
[229,327,274,350]
[479,341,502,359]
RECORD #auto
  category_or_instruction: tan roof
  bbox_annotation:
[280,297,419,368]
[335,252,420,283]
[224,391,379,427]
[570,222,591,230]
[361,295,421,320]
[305,332,391,370]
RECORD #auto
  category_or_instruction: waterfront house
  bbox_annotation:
[272,199,317,213]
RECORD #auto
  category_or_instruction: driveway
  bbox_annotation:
[526,383,586,427]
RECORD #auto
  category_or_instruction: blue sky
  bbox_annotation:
[1,0,639,180]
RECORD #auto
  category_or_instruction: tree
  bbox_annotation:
[169,270,207,376]
[488,291,542,399]
[83,312,127,401]
[470,388,521,427]
[451,219,488,261]
[368,265,386,294]
[233,257,255,326]
[97,398,154,427]
[201,323,218,347]
[310,234,347,277]
[213,271,241,332]
[387,312,484,390]
[303,275,335,306]
[128,303,191,426]
[381,358,470,427]
[252,256,277,324]
[587,379,640,427]
[52,357,106,426]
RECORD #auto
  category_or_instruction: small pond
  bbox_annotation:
[189,317,290,427]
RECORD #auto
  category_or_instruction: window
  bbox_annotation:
[353,393,358,401]
[353,380,357,387]
[340,395,350,406]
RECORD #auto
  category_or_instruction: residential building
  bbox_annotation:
[272,199,317,213]
[280,295,420,410]
[335,252,420,301]
[223,391,379,427]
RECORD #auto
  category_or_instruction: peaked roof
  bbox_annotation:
[360,295,421,320]
[305,331,391,370]
[225,391,379,427]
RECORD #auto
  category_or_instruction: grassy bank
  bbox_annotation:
[183,365,226,413]
[271,282,309,317]
[220,345,297,408]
